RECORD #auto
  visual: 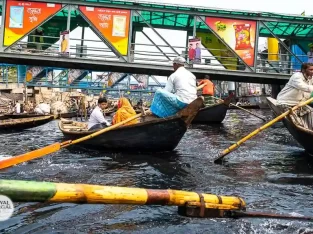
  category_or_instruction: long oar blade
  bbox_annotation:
[214,97,313,163]
[0,113,143,170]
[230,103,267,121]
[0,143,61,170]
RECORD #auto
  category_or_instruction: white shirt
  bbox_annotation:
[164,66,197,104]
[277,72,313,106]
[15,103,21,114]
[88,106,111,129]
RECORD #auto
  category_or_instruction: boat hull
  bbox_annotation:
[56,112,77,119]
[60,117,187,152]
[267,97,313,155]
[192,102,229,124]
[0,115,54,131]
[4,113,47,119]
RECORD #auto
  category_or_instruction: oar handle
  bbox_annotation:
[69,113,142,145]
[214,97,313,163]
[211,95,267,121]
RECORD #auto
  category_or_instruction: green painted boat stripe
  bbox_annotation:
[0,180,57,202]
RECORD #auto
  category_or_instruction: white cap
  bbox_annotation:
[173,56,186,65]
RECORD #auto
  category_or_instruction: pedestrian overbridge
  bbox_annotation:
[0,0,310,86]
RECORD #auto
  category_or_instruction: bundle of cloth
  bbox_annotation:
[34,103,51,115]
[50,101,69,115]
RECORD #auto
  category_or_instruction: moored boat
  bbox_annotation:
[192,97,232,124]
[0,114,8,120]
[4,113,48,119]
[0,115,55,131]
[267,97,313,155]
[58,97,204,152]
[55,112,77,119]
[229,104,260,110]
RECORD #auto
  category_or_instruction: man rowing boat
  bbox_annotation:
[277,63,313,129]
[145,56,198,117]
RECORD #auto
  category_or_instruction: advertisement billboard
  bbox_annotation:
[4,0,62,46]
[188,38,201,64]
[79,6,130,56]
[196,32,237,70]
[205,17,256,67]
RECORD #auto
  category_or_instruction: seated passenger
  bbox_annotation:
[149,56,197,118]
[112,97,138,126]
[88,97,111,131]
[277,63,313,129]
[199,76,215,106]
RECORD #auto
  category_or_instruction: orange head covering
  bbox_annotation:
[112,97,138,125]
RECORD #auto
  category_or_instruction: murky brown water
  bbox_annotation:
[1,109,313,233]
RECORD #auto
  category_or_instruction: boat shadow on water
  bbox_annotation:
[65,145,191,186]
[265,151,313,186]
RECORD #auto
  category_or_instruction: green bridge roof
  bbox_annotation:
[9,0,313,38]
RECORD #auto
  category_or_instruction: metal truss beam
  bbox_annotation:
[141,31,171,61]
[110,73,129,88]
[151,76,163,86]
[260,21,303,64]
[135,10,180,57]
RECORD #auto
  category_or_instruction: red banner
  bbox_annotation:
[79,6,130,56]
[205,17,256,67]
[4,0,62,46]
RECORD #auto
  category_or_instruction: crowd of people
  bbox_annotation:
[5,100,35,114]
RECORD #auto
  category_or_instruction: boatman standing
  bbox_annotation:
[146,56,197,118]
[277,63,313,129]
[88,97,111,131]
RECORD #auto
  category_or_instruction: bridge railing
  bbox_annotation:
[5,35,306,76]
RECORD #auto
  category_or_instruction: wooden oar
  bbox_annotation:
[214,97,313,163]
[211,96,267,122]
[0,179,245,211]
[0,113,142,170]
[226,210,313,221]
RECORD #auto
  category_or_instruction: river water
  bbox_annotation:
[1,109,313,233]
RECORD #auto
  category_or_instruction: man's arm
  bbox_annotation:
[289,74,313,93]
[95,111,111,126]
[164,74,174,92]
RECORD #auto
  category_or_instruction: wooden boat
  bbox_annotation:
[4,113,48,119]
[0,115,8,120]
[229,104,260,110]
[267,97,313,155]
[192,97,232,124]
[55,112,77,119]
[58,97,204,152]
[0,115,54,130]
